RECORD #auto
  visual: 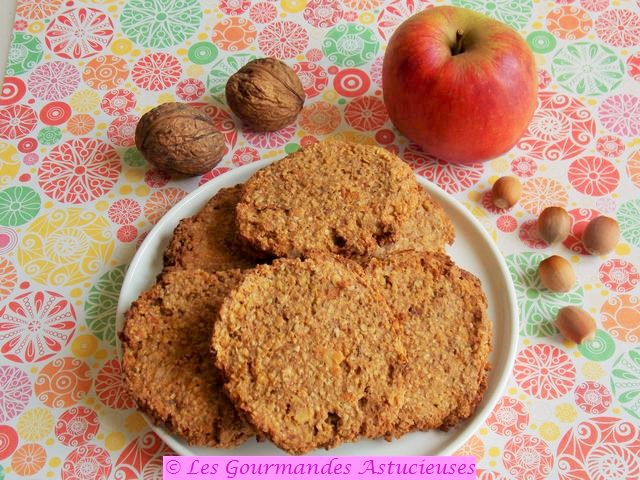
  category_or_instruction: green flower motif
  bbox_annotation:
[552,43,624,96]
[0,186,41,227]
[37,127,62,146]
[527,31,557,54]
[322,24,379,68]
[84,265,127,347]
[120,0,202,49]
[506,252,584,337]
[0,464,4,480]
[123,148,146,167]
[617,199,640,247]
[452,0,533,30]
[611,348,640,420]
[207,53,257,101]
[188,41,218,65]
[577,329,616,361]
[6,32,43,76]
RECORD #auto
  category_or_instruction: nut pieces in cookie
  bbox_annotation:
[135,102,225,176]
[225,58,305,132]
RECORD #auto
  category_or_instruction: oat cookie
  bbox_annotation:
[164,185,259,272]
[366,251,491,435]
[235,141,424,259]
[121,269,253,447]
[373,188,454,259]
[212,255,406,454]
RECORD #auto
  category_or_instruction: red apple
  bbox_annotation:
[382,6,537,165]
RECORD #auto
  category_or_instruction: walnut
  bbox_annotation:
[225,58,305,132]
[135,102,225,176]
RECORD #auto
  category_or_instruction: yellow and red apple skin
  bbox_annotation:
[382,6,537,165]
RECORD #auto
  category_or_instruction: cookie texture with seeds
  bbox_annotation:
[367,251,491,435]
[164,185,260,272]
[212,255,407,454]
[121,269,253,447]
[235,141,424,259]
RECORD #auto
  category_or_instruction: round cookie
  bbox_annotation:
[121,269,254,447]
[235,141,423,259]
[164,185,260,273]
[212,255,406,455]
[366,251,491,435]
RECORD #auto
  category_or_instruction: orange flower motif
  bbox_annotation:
[342,0,383,10]
[11,443,47,477]
[143,188,187,224]
[35,357,92,408]
[0,257,17,301]
[211,17,256,52]
[300,102,341,135]
[17,0,62,20]
[454,434,485,460]
[627,150,640,189]
[521,177,568,216]
[546,6,593,40]
[67,114,95,136]
[601,295,640,343]
[82,55,129,91]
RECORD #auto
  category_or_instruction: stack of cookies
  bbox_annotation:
[121,141,492,455]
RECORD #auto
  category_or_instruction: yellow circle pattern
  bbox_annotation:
[17,209,115,286]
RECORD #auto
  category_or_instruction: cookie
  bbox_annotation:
[164,185,260,273]
[366,251,491,435]
[212,255,406,455]
[121,269,254,447]
[372,188,454,259]
[235,141,424,259]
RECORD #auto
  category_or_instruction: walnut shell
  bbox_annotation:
[135,102,225,176]
[225,58,305,132]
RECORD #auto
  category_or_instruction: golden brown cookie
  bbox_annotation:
[235,141,424,259]
[366,251,491,435]
[121,269,254,447]
[212,255,406,455]
[163,185,260,273]
[372,188,454,259]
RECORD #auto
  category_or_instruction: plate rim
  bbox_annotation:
[115,158,519,457]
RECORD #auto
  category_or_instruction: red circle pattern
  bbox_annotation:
[486,396,529,436]
[62,444,112,480]
[55,407,100,447]
[514,344,576,399]
[0,290,76,363]
[557,417,640,480]
[38,138,121,203]
[574,381,612,414]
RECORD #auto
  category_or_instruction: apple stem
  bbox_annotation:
[453,29,464,55]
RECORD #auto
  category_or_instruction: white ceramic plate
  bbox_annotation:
[115,159,518,457]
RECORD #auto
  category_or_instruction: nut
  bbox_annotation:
[539,255,575,292]
[583,215,620,256]
[225,57,305,132]
[491,176,522,209]
[556,306,596,344]
[537,206,571,244]
[135,102,225,176]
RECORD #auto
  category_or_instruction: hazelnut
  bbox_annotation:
[539,255,575,292]
[135,102,225,176]
[556,306,596,344]
[491,176,522,209]
[225,57,305,132]
[583,215,620,256]
[537,206,571,244]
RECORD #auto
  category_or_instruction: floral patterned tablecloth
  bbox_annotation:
[1,0,639,478]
